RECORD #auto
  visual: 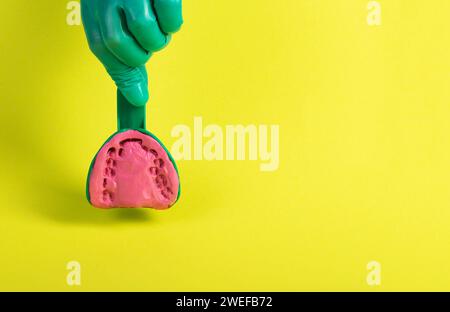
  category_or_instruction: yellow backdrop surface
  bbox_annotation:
[0,0,449,291]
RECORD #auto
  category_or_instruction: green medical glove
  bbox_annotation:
[81,0,183,107]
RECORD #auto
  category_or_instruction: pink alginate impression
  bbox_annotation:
[89,130,179,209]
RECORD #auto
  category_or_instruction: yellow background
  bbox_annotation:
[0,0,449,291]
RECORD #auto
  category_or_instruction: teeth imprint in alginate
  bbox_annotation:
[88,130,180,209]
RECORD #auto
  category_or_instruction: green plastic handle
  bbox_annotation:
[117,89,146,130]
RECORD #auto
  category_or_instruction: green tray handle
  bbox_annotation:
[117,89,146,131]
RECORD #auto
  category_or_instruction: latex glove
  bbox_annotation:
[81,0,183,106]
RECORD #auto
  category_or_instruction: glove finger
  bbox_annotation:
[152,0,183,34]
[97,1,151,67]
[123,0,170,53]
[81,1,149,106]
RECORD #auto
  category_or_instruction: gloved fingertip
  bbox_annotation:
[120,82,149,107]
[164,34,172,48]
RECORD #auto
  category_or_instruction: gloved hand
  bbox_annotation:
[81,0,183,106]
